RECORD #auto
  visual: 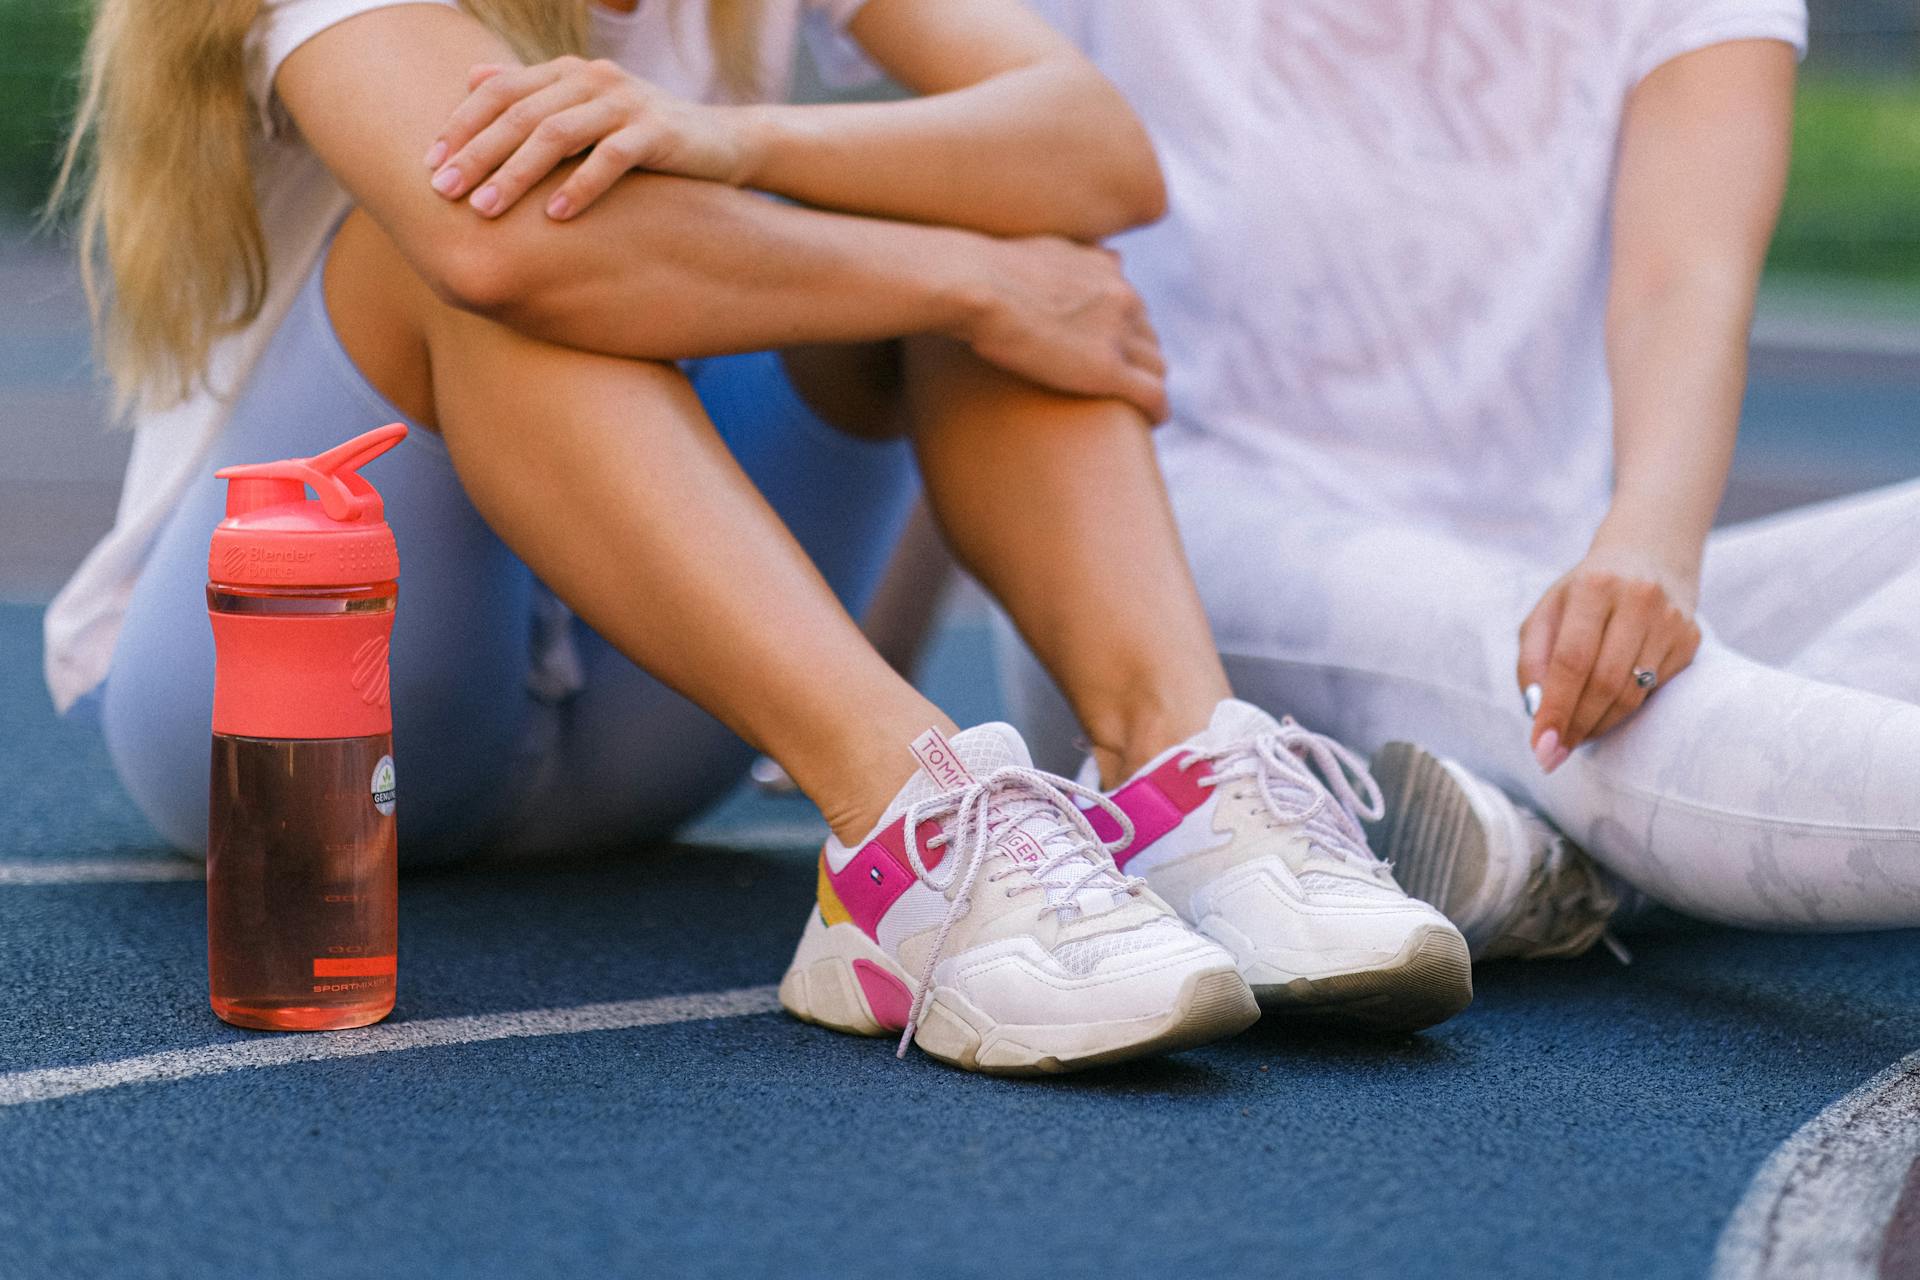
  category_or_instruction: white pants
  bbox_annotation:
[1000,477,1920,931]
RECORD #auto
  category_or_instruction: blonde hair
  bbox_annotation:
[54,0,761,413]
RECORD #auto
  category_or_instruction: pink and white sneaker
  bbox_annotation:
[779,723,1258,1075]
[1077,700,1473,1031]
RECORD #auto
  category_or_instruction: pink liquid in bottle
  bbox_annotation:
[204,425,407,1031]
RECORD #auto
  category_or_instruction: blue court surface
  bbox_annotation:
[7,605,1920,1280]
[4,356,1920,1279]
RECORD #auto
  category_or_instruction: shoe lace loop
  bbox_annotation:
[895,766,1141,1058]
[1182,719,1387,870]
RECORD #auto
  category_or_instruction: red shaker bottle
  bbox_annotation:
[204,423,407,1031]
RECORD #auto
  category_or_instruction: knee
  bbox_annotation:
[102,665,213,856]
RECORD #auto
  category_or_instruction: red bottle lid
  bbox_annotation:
[208,424,406,588]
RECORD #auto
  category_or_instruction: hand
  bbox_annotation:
[424,58,758,220]
[957,236,1169,422]
[1517,542,1703,770]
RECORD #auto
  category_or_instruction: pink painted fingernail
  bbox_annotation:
[470,184,499,215]
[431,166,461,196]
[423,140,447,169]
[545,193,572,220]
[1533,729,1560,773]
[1547,744,1572,773]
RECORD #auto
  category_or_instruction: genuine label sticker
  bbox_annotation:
[371,755,397,816]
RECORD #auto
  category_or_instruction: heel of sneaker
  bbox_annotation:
[778,908,917,1038]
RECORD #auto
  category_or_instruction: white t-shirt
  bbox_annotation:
[45,0,872,713]
[1035,0,1806,566]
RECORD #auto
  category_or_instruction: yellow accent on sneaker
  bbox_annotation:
[816,854,853,928]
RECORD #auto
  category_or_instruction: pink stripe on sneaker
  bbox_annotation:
[852,960,912,1031]
[1091,758,1212,870]
[827,815,946,941]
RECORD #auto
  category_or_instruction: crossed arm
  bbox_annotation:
[276,0,1168,413]
[1518,38,1796,767]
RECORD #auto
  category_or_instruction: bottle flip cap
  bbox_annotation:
[209,424,407,589]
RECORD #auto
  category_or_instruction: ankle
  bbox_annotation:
[816,781,901,849]
[1081,696,1219,789]
[775,709,957,848]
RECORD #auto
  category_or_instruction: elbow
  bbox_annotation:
[1086,99,1169,236]
[1120,159,1169,230]
[1606,254,1760,338]
[1063,143,1165,241]
[415,223,536,319]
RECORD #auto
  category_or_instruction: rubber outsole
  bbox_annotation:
[778,911,1260,1075]
[912,966,1260,1077]
[1364,741,1490,925]
[1248,923,1473,1031]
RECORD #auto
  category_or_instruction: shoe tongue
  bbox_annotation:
[884,722,1031,821]
[889,724,1124,915]
[1191,698,1284,754]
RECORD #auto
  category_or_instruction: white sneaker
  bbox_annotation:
[779,723,1258,1074]
[1365,742,1624,963]
[1078,700,1472,1031]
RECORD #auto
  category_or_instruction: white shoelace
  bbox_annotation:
[895,766,1141,1057]
[1179,720,1388,872]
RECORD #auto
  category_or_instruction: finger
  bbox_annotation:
[429,62,570,183]
[547,124,655,219]
[1587,624,1681,740]
[1564,587,1660,748]
[437,80,596,203]
[1534,576,1611,766]
[1123,334,1166,378]
[1669,614,1703,674]
[471,100,625,217]
[433,62,566,165]
[1516,583,1567,716]
[1117,363,1169,424]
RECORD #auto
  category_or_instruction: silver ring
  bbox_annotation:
[1633,667,1659,691]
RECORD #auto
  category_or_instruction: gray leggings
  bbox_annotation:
[99,244,916,863]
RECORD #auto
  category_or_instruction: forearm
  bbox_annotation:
[454,166,992,359]
[739,61,1163,240]
[281,5,990,362]
[1597,268,1754,576]
[1595,38,1793,582]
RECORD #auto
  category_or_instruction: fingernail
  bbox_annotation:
[1533,729,1560,773]
[1547,744,1572,774]
[1523,683,1542,717]
[545,193,572,220]
[470,184,499,215]
[423,140,447,169]
[431,166,461,196]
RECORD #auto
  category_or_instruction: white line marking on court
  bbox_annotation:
[0,826,830,886]
[679,822,828,849]
[0,858,203,885]
[0,985,782,1108]
[1713,1050,1920,1279]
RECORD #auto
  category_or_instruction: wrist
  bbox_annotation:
[1588,507,1704,594]
[927,230,1007,343]
[725,103,779,188]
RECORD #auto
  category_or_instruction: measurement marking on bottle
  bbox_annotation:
[312,956,397,978]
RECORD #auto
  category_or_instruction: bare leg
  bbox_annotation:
[329,213,948,843]
[903,336,1230,786]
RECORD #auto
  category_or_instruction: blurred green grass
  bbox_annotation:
[1773,73,1920,281]
[0,2,1915,283]
[0,1,86,216]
